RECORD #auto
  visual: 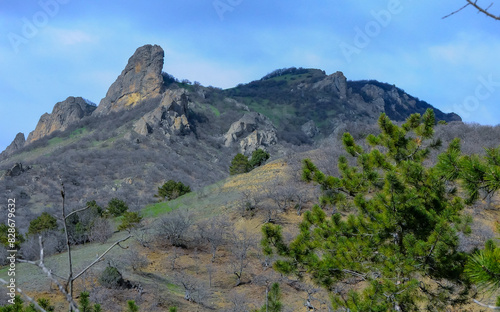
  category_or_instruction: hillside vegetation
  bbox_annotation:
[1,45,500,311]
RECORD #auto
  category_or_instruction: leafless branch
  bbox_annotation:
[0,278,47,312]
[18,236,80,311]
[467,0,500,20]
[72,235,131,281]
[442,3,471,19]
[444,1,500,20]
[473,299,500,309]
[65,205,91,219]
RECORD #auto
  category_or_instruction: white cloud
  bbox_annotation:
[45,27,97,46]
[428,32,500,70]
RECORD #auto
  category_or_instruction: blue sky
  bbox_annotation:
[1,0,500,152]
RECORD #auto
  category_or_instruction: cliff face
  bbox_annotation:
[26,96,96,143]
[92,44,165,116]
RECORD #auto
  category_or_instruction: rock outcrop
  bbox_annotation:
[93,44,165,116]
[1,133,26,157]
[224,112,277,154]
[312,71,347,99]
[26,97,96,143]
[301,120,319,138]
[5,163,30,177]
[133,89,191,137]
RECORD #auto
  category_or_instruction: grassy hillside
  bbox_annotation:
[2,145,500,311]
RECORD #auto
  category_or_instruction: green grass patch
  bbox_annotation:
[70,127,87,138]
[142,201,174,218]
[48,136,65,146]
[166,282,183,294]
[209,105,221,117]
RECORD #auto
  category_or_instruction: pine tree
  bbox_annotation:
[249,148,270,168]
[229,153,252,175]
[262,109,471,311]
[156,180,191,201]
[127,300,139,312]
[118,211,143,232]
[79,291,92,312]
[436,137,500,298]
[27,212,58,236]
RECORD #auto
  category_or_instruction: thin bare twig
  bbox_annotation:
[72,235,131,281]
[473,299,500,309]
[467,0,500,20]
[17,236,80,311]
[442,3,471,19]
[444,1,500,20]
[0,278,47,312]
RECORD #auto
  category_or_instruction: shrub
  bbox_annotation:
[87,200,103,217]
[156,180,191,201]
[0,224,24,249]
[249,149,270,168]
[118,212,143,232]
[99,266,125,289]
[28,212,58,236]
[229,153,251,175]
[106,198,129,217]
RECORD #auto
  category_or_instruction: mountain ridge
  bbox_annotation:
[3,45,460,156]
[0,44,463,216]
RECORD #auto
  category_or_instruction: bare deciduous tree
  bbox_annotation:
[174,272,211,306]
[197,216,230,261]
[156,209,193,247]
[168,246,182,271]
[88,217,113,244]
[229,230,255,286]
[16,184,131,312]
[122,249,149,272]
[225,290,253,312]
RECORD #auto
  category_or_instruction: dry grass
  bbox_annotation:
[4,152,500,311]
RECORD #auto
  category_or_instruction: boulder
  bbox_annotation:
[301,120,319,138]
[93,44,165,116]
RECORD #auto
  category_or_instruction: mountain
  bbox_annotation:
[0,44,461,217]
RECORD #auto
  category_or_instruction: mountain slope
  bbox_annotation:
[0,44,461,220]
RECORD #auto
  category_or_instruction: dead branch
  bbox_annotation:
[0,278,47,312]
[72,235,131,281]
[444,1,500,20]
[442,3,471,19]
[473,299,500,309]
[18,236,79,311]
[467,0,500,20]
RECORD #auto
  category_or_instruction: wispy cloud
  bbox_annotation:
[45,27,97,46]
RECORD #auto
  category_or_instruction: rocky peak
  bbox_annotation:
[312,71,347,99]
[26,96,96,143]
[93,44,165,116]
[1,133,25,157]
